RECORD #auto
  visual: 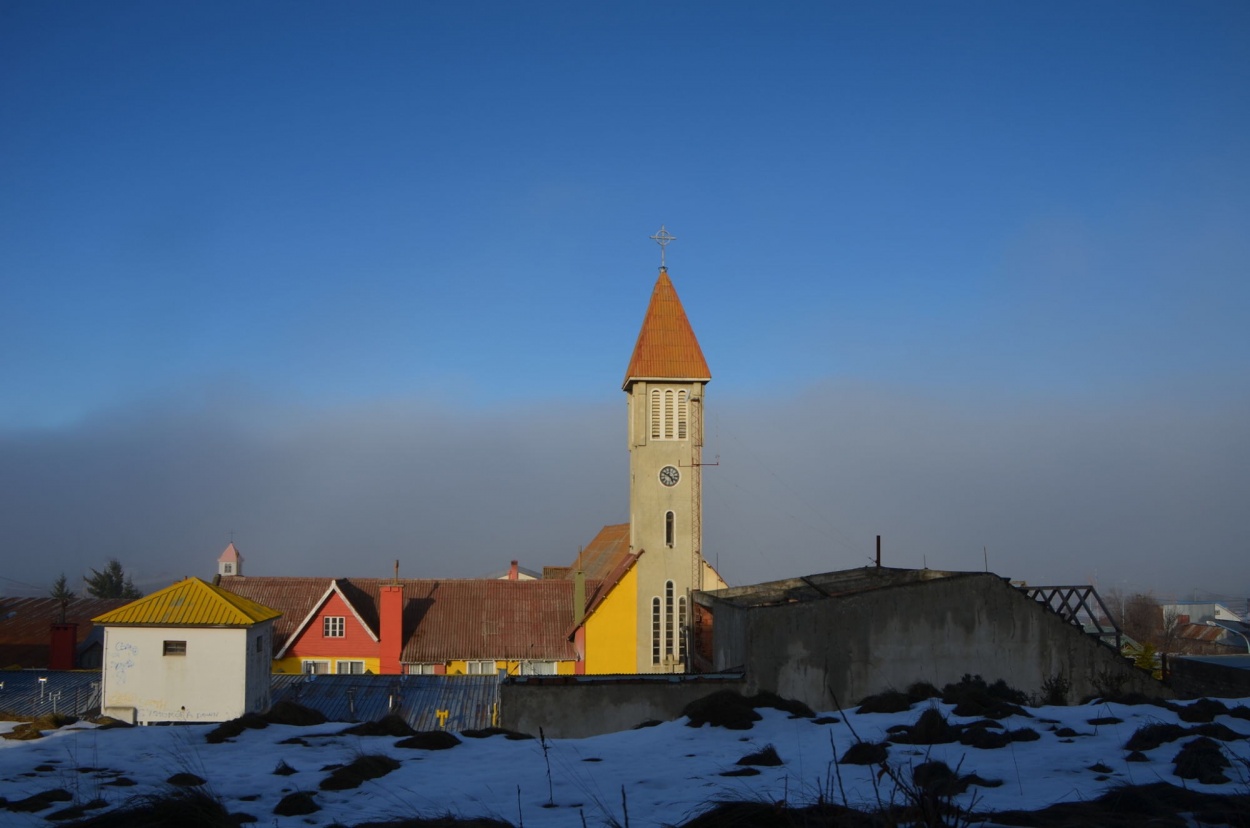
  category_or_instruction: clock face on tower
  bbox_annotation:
[659,465,680,487]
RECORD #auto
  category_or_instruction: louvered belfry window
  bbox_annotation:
[649,387,689,440]
[665,581,675,658]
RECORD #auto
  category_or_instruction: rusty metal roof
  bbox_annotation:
[623,269,711,387]
[218,576,331,649]
[566,523,631,581]
[0,597,130,669]
[93,577,280,627]
[401,579,583,662]
[220,577,589,662]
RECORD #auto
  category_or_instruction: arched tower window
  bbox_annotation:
[651,597,661,665]
[664,581,675,658]
[665,511,675,547]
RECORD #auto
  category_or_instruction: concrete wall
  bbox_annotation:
[711,573,1168,711]
[1168,655,1250,699]
[500,674,746,739]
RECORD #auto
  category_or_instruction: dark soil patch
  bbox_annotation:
[273,791,319,816]
[1087,716,1123,726]
[856,689,914,714]
[1087,762,1113,773]
[1124,722,1187,751]
[890,707,958,745]
[1229,706,1250,721]
[582,757,601,762]
[1054,727,1080,737]
[85,715,132,730]
[719,766,761,777]
[811,716,839,725]
[460,727,533,740]
[53,788,236,827]
[632,719,662,729]
[34,763,57,772]
[45,798,107,821]
[277,736,308,745]
[319,754,401,790]
[2,713,79,741]
[205,712,268,744]
[1174,736,1230,784]
[264,701,326,727]
[103,777,137,787]
[231,812,257,824]
[4,788,72,812]
[166,772,206,787]
[839,741,888,765]
[1192,721,1247,741]
[273,760,297,776]
[1125,750,1148,762]
[394,731,461,750]
[679,800,878,828]
[982,781,1250,827]
[1177,698,1229,724]
[682,689,816,730]
[341,714,415,737]
[736,744,783,767]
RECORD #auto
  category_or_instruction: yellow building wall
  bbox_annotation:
[272,656,381,675]
[444,659,578,676]
[584,565,638,674]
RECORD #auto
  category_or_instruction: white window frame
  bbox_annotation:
[323,616,345,638]
[335,660,365,675]
[302,660,330,675]
[465,660,496,675]
[521,661,558,676]
[407,663,440,675]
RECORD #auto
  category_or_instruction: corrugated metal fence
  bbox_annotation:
[270,674,500,731]
[1,672,501,731]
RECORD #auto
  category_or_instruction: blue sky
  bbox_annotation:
[2,2,1248,599]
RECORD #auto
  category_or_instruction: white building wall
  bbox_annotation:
[101,625,270,725]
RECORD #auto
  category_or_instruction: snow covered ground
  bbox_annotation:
[1,695,1248,826]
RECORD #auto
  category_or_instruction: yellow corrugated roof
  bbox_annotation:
[92,577,281,627]
[623,269,711,387]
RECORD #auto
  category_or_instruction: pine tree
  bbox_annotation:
[84,559,143,599]
[49,573,76,622]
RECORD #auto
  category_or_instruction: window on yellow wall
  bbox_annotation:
[408,663,439,675]
[302,660,330,675]
[466,660,496,675]
[323,616,345,637]
[336,660,365,675]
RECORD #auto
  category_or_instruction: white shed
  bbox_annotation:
[94,577,280,725]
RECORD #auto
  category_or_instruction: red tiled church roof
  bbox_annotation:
[623,269,711,387]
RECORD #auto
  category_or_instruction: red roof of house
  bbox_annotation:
[0,597,131,668]
[219,576,595,663]
[566,523,631,581]
[623,270,711,387]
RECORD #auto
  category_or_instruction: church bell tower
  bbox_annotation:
[623,227,711,673]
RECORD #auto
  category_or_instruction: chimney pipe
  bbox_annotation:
[876,535,881,568]
[508,560,519,580]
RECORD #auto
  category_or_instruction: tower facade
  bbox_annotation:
[623,266,711,673]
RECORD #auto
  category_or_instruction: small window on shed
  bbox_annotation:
[163,640,187,656]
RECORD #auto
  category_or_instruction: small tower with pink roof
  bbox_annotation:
[218,542,243,577]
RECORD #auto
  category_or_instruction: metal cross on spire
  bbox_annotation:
[650,225,676,270]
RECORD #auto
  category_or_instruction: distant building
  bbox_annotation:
[0,596,129,670]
